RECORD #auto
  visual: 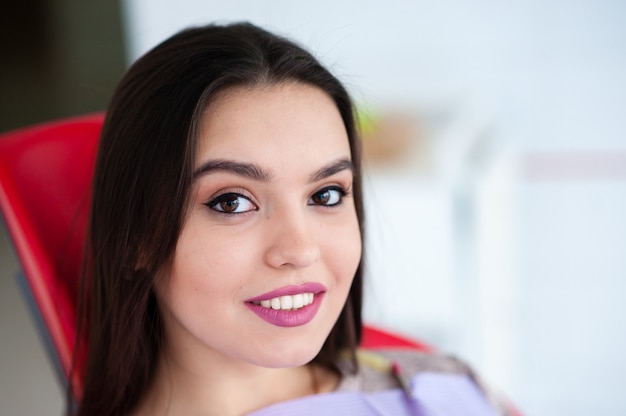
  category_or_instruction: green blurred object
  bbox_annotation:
[355,106,380,138]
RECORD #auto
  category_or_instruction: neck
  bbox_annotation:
[134,345,339,416]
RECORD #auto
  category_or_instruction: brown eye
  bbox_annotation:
[311,190,331,205]
[219,197,239,213]
[206,193,257,214]
[308,186,345,207]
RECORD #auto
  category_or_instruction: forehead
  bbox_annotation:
[196,83,351,168]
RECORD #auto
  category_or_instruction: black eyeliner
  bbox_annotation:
[203,192,258,215]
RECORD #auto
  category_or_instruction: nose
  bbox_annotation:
[263,211,320,269]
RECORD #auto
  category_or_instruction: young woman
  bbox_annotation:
[73,23,511,416]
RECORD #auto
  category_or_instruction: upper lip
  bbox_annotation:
[245,282,326,303]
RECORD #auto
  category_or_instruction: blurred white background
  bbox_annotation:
[2,0,625,414]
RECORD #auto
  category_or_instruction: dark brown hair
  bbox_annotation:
[73,22,364,416]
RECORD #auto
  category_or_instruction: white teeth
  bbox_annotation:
[292,294,304,308]
[280,295,293,309]
[254,292,315,310]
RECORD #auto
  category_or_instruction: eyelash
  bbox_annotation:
[307,185,350,207]
[204,192,258,215]
[203,184,351,215]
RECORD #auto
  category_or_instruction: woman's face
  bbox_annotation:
[157,83,362,369]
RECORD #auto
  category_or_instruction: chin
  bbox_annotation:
[252,340,325,369]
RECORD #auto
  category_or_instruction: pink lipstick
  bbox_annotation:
[245,283,326,327]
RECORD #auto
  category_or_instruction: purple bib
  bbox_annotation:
[247,372,498,416]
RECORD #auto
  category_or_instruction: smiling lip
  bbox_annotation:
[245,282,326,303]
[245,283,326,327]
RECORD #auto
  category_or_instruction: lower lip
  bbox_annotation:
[245,293,324,327]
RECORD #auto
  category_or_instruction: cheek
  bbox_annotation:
[178,215,257,268]
[324,215,362,286]
[164,223,251,306]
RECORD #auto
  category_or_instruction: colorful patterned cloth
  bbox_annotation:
[248,350,507,416]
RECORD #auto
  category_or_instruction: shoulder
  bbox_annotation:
[336,349,513,415]
[336,349,476,392]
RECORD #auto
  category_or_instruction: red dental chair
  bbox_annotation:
[0,114,103,394]
[0,115,520,415]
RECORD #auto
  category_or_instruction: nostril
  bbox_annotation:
[264,239,320,269]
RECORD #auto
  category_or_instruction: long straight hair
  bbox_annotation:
[72,22,365,416]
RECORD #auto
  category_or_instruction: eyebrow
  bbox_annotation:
[308,158,355,183]
[192,157,354,183]
[193,159,272,182]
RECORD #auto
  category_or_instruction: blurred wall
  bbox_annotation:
[0,0,126,132]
